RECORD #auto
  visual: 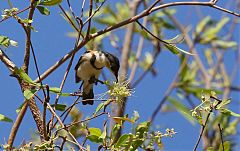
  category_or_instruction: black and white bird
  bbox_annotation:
[74,50,120,105]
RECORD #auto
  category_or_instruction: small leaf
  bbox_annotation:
[87,127,102,143]
[165,44,194,55]
[216,98,231,110]
[95,0,104,2]
[99,122,107,139]
[37,6,50,15]
[221,108,240,117]
[196,16,211,35]
[111,116,134,125]
[39,0,62,6]
[168,97,197,125]
[218,141,230,151]
[88,127,102,137]
[0,35,10,47]
[164,34,184,44]
[207,147,214,151]
[224,119,238,136]
[94,102,105,115]
[115,134,131,147]
[176,45,195,55]
[0,114,13,123]
[24,89,37,100]
[49,87,61,93]
[16,102,26,113]
[164,44,179,54]
[135,121,150,139]
[213,40,237,49]
[51,104,66,111]
[14,68,39,86]
[201,17,229,43]
[110,124,121,140]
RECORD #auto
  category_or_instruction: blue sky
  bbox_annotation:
[0,0,239,150]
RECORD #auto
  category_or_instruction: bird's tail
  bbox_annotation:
[82,88,94,105]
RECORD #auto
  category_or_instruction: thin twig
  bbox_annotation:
[0,6,31,23]
[7,101,28,149]
[82,1,106,26]
[35,94,85,150]
[86,0,93,39]
[218,123,225,151]
[193,112,211,151]
[34,0,239,83]
[128,17,148,83]
[65,112,108,129]
[58,4,79,32]
[151,1,240,17]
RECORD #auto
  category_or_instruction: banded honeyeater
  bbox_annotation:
[75,50,120,105]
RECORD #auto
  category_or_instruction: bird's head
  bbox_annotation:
[104,52,120,82]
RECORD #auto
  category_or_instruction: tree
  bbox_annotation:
[0,0,239,150]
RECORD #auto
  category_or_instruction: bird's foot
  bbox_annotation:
[71,89,82,96]
[89,77,104,85]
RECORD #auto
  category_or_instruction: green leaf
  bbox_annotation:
[39,0,62,6]
[111,116,134,125]
[95,0,104,2]
[164,44,179,54]
[0,114,13,122]
[14,68,39,86]
[207,147,214,151]
[0,35,10,47]
[196,16,211,35]
[51,104,66,111]
[221,108,240,117]
[16,102,26,113]
[37,6,50,15]
[88,128,102,137]
[165,34,184,44]
[24,89,37,100]
[60,12,78,31]
[224,119,238,136]
[216,98,231,110]
[94,102,105,115]
[94,16,117,26]
[110,124,121,140]
[115,134,131,147]
[213,40,237,49]
[87,127,102,143]
[99,122,107,139]
[201,17,229,43]
[218,141,230,151]
[164,44,194,55]
[168,97,197,125]
[136,121,150,138]
[49,87,61,93]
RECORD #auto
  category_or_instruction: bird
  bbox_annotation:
[74,50,120,105]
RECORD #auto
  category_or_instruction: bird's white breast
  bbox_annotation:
[76,51,107,82]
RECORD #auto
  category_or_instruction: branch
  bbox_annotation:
[193,112,211,151]
[0,49,16,72]
[0,6,31,23]
[22,0,36,73]
[151,1,240,17]
[218,123,225,151]
[7,101,28,149]
[34,0,239,83]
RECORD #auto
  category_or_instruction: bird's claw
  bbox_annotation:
[89,77,104,85]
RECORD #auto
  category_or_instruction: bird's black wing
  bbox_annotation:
[75,56,84,83]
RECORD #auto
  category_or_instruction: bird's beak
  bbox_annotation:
[115,73,118,83]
